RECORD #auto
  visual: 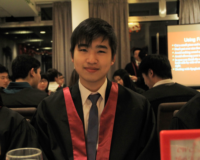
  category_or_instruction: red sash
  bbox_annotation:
[131,62,138,77]
[63,82,118,160]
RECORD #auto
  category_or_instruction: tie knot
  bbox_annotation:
[88,93,100,105]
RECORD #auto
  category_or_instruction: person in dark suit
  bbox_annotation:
[125,48,148,91]
[139,54,198,118]
[32,18,158,160]
[0,55,48,107]
[170,92,200,129]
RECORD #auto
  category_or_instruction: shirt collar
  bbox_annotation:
[79,78,107,105]
[6,82,31,89]
[153,79,174,88]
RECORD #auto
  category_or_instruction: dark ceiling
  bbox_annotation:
[0,7,53,54]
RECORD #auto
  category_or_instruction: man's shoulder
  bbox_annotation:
[117,84,149,107]
[142,83,198,101]
[173,92,200,128]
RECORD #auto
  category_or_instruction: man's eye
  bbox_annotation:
[98,50,106,53]
[79,49,87,52]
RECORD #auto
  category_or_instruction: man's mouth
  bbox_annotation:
[84,67,99,73]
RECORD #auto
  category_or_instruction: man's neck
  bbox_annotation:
[79,78,106,92]
[15,78,31,85]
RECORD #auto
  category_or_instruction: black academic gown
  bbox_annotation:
[0,107,39,160]
[170,92,200,129]
[142,83,198,119]
[0,87,48,107]
[32,80,158,160]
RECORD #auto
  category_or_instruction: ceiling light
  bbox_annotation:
[42,47,52,50]
[27,44,30,46]
[51,40,53,43]
[24,39,43,42]
[9,31,33,34]
[5,32,9,34]
[40,31,46,34]
[36,48,39,51]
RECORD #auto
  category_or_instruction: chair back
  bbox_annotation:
[157,102,186,134]
[173,110,179,117]
[9,107,37,120]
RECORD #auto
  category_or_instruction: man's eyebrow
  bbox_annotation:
[78,44,89,48]
[96,45,108,49]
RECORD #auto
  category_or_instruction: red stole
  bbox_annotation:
[131,62,138,77]
[63,82,118,160]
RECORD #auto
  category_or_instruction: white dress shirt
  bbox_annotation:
[79,78,107,136]
[153,79,174,88]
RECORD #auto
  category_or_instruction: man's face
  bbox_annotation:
[133,50,141,61]
[0,72,9,88]
[57,75,65,86]
[114,76,124,86]
[142,73,154,89]
[32,68,41,88]
[72,37,115,87]
[37,78,48,91]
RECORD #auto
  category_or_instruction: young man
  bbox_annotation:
[139,54,198,117]
[0,64,9,89]
[0,55,48,107]
[32,18,157,160]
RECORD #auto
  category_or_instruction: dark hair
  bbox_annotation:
[46,68,59,82]
[139,54,172,79]
[138,48,147,61]
[58,72,63,76]
[68,69,79,87]
[41,73,49,93]
[12,55,40,80]
[132,48,142,55]
[131,47,141,62]
[70,18,117,59]
[113,69,144,93]
[0,64,8,74]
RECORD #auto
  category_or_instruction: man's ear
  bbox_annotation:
[111,55,116,65]
[55,76,58,82]
[148,69,154,78]
[30,68,35,77]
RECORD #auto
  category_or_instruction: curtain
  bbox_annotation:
[52,2,73,85]
[179,0,200,24]
[89,0,130,81]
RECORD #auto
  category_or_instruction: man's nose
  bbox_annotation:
[86,52,97,64]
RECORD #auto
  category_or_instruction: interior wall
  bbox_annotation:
[0,36,17,74]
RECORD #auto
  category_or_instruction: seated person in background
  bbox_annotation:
[113,69,144,94]
[0,64,9,89]
[139,54,198,118]
[56,72,66,91]
[0,106,39,160]
[170,92,200,129]
[58,72,66,88]
[37,73,49,94]
[32,18,158,160]
[0,55,48,107]
[46,68,59,93]
[68,69,79,87]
